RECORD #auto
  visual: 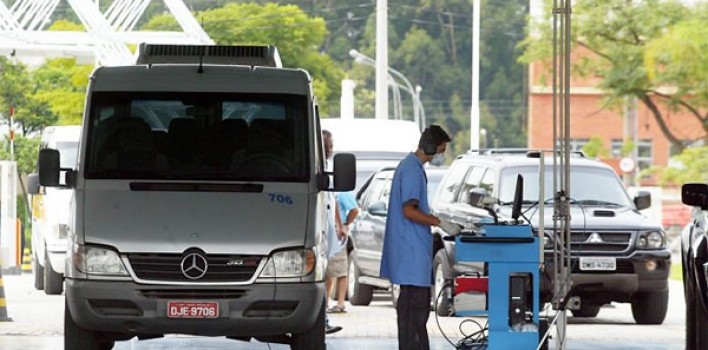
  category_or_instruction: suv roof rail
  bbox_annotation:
[136,44,282,67]
[467,148,586,158]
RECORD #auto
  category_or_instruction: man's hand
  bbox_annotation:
[438,220,462,236]
[337,224,348,241]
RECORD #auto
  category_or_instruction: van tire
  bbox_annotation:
[433,250,453,316]
[347,250,373,306]
[44,251,63,295]
[65,301,115,350]
[33,251,44,290]
[290,297,325,350]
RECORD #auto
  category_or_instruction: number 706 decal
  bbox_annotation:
[268,193,293,205]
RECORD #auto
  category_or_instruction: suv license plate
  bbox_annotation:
[167,301,219,318]
[579,257,616,271]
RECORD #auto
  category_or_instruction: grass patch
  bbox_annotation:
[670,261,683,281]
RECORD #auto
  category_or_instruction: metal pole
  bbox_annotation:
[470,0,481,150]
[375,0,388,120]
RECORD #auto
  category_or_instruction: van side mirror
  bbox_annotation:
[633,191,651,211]
[333,153,356,192]
[27,173,40,195]
[38,149,61,187]
[682,183,708,210]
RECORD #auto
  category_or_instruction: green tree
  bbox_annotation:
[520,0,707,151]
[0,134,40,174]
[32,58,92,125]
[581,137,609,158]
[643,146,708,186]
[142,3,343,115]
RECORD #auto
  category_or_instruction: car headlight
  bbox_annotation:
[636,231,665,250]
[73,244,128,276]
[259,248,316,278]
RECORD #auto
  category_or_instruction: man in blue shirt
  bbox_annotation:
[380,125,461,350]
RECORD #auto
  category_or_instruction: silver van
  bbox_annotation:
[38,44,355,350]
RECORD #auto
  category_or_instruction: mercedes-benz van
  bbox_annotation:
[38,44,355,350]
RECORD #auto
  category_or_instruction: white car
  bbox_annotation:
[27,125,81,295]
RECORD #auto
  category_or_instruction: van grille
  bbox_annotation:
[127,253,262,283]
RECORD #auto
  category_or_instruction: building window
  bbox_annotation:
[611,139,653,172]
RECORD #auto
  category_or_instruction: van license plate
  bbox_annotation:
[579,257,616,271]
[167,301,219,318]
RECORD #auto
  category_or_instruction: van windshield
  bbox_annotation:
[84,92,309,182]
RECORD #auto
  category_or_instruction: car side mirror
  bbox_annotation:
[367,201,387,216]
[634,191,651,211]
[682,183,708,210]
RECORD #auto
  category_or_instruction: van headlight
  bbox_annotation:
[258,248,316,278]
[636,231,665,250]
[73,244,128,276]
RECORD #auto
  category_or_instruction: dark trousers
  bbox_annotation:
[396,285,431,350]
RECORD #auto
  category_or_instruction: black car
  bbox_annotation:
[680,182,708,349]
[429,150,671,323]
[347,166,447,306]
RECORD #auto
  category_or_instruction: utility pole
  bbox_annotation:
[375,0,388,120]
[470,0,481,150]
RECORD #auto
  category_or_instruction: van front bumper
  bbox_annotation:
[65,279,324,337]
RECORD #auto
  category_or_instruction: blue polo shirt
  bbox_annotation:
[380,153,433,287]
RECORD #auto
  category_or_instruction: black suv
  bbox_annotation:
[430,150,671,324]
[680,182,708,348]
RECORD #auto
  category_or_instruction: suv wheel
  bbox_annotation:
[65,301,115,350]
[44,251,63,295]
[33,251,44,291]
[570,304,601,318]
[347,250,373,306]
[432,250,453,316]
[631,290,668,325]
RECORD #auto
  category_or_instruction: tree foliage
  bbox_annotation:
[142,3,342,115]
[520,0,707,150]
[644,146,708,186]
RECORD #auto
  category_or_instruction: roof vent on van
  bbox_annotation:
[136,44,282,68]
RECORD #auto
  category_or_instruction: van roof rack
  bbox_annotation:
[467,148,586,158]
[136,44,282,68]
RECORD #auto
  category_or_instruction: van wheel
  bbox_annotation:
[347,250,373,306]
[44,251,63,295]
[290,297,325,350]
[631,290,668,325]
[65,301,115,350]
[33,251,44,290]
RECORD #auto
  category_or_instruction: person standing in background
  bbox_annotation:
[326,190,359,314]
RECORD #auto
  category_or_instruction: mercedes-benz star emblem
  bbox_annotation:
[181,253,208,280]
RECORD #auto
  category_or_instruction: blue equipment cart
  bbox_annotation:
[454,223,543,350]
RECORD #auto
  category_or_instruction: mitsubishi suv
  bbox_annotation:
[430,150,671,324]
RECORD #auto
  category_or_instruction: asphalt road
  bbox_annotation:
[0,272,685,349]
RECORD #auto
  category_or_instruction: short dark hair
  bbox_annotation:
[418,125,451,150]
[322,129,332,138]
